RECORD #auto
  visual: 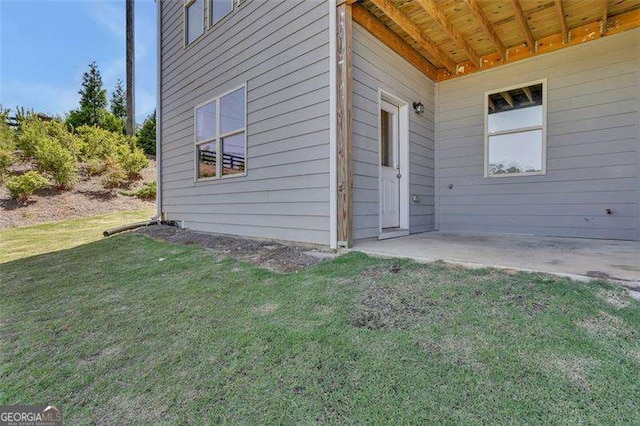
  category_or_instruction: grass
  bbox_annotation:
[1,225,639,423]
[0,210,154,263]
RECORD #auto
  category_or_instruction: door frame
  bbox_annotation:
[378,88,410,234]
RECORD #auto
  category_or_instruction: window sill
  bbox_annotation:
[194,172,247,183]
[484,170,546,179]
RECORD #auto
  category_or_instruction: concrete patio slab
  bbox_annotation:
[354,232,640,288]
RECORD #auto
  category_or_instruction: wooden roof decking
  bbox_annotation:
[351,0,640,81]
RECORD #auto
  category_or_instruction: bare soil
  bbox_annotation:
[136,224,333,273]
[0,161,156,229]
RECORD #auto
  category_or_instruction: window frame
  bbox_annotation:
[184,0,205,47]
[194,84,248,182]
[483,78,547,178]
[209,0,234,28]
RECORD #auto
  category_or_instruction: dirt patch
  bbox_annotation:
[253,303,279,315]
[576,310,633,339]
[0,160,156,229]
[530,353,600,391]
[350,269,437,330]
[597,289,631,309]
[136,224,330,273]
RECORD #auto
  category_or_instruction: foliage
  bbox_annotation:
[116,143,149,178]
[6,171,48,201]
[15,117,47,159]
[40,120,84,158]
[101,111,125,134]
[76,125,124,160]
[85,158,108,176]
[121,181,156,200]
[0,110,16,176]
[33,137,78,189]
[75,61,108,127]
[110,79,127,121]
[101,162,128,188]
[137,110,156,155]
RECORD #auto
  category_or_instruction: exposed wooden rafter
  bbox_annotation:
[522,86,533,103]
[415,0,480,66]
[508,0,536,52]
[600,0,608,35]
[554,0,569,43]
[462,0,506,60]
[500,92,514,107]
[368,0,457,73]
[352,4,438,80]
[439,8,640,81]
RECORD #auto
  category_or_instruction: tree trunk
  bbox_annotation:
[126,0,135,135]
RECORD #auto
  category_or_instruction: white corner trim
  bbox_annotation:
[329,0,337,249]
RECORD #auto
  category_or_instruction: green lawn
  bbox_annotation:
[0,210,154,263]
[1,221,639,423]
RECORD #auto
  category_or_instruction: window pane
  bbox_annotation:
[197,142,217,178]
[380,110,392,167]
[220,87,245,134]
[221,132,245,176]
[488,105,542,133]
[186,0,204,44]
[195,101,215,142]
[212,0,233,24]
[488,129,543,175]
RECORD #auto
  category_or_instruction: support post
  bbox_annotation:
[336,2,353,248]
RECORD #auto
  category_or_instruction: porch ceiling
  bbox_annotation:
[351,0,640,81]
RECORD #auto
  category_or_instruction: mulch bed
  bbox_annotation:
[136,224,335,273]
[0,161,156,229]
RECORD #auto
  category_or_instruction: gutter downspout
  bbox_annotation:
[154,0,163,221]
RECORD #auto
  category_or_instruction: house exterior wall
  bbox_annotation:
[159,0,331,245]
[352,23,435,240]
[435,29,640,241]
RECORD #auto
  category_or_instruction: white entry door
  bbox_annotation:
[380,100,400,229]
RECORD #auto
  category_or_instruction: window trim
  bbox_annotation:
[483,78,547,178]
[194,83,248,182]
[209,0,234,29]
[184,0,205,47]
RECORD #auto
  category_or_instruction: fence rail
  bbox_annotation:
[199,151,245,172]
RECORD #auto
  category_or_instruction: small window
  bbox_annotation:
[195,85,246,180]
[185,0,204,45]
[485,80,546,177]
[210,0,233,26]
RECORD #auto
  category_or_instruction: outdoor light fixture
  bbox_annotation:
[412,101,425,114]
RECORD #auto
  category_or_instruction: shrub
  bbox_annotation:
[0,111,16,176]
[116,144,149,179]
[16,117,48,159]
[102,163,128,188]
[34,138,78,189]
[85,157,108,176]
[42,120,84,158]
[121,181,156,200]
[6,171,48,202]
[76,125,123,160]
[137,111,156,155]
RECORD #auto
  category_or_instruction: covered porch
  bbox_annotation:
[354,231,640,286]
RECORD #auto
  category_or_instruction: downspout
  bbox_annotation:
[154,0,163,221]
[329,0,337,249]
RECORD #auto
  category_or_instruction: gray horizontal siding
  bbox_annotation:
[160,0,331,245]
[435,29,640,241]
[352,23,435,240]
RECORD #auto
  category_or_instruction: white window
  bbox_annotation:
[484,80,546,177]
[185,0,204,45]
[210,0,233,26]
[195,85,246,180]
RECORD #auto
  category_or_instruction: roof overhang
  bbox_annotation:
[346,0,640,81]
